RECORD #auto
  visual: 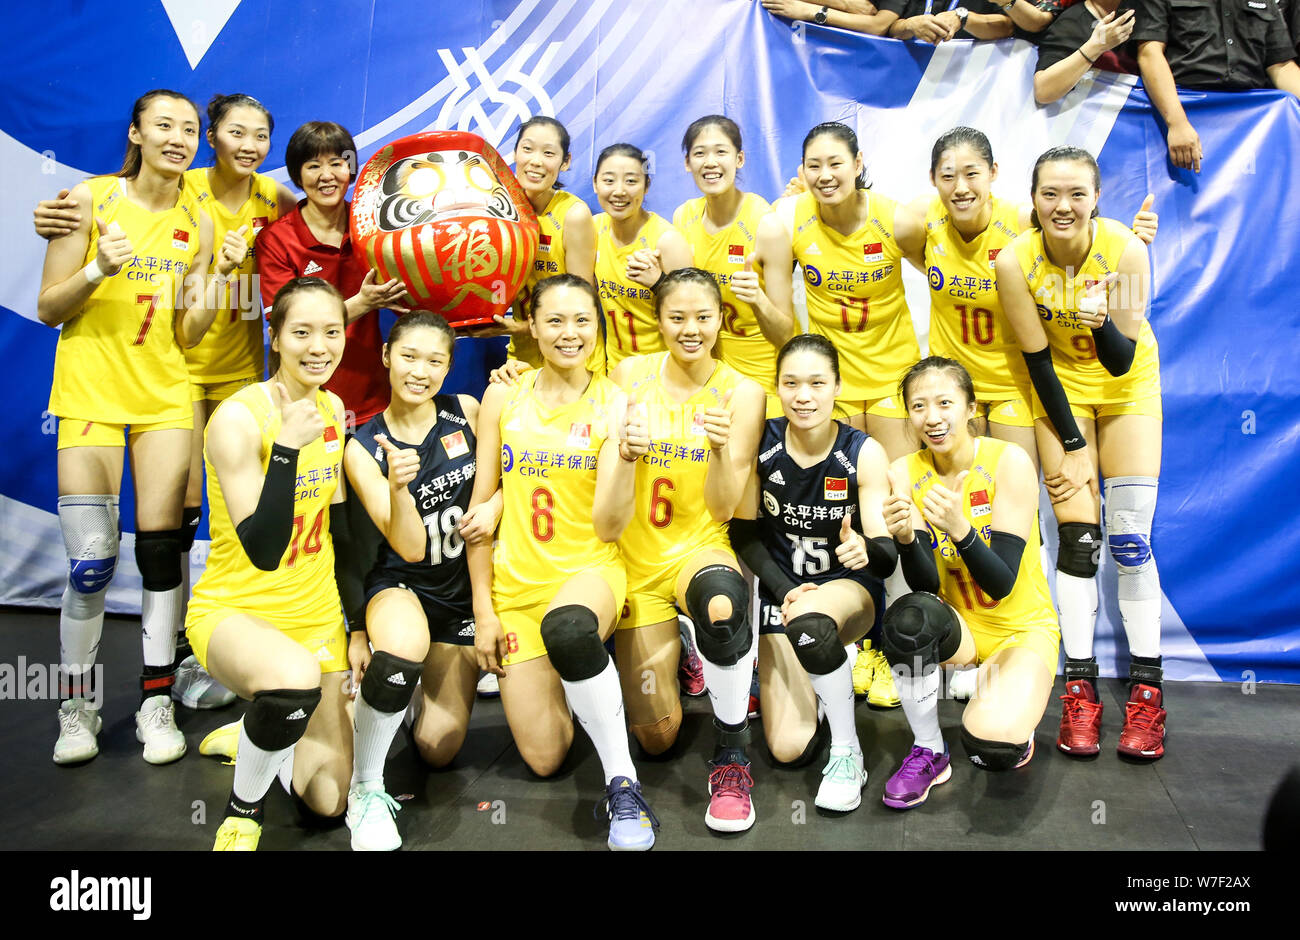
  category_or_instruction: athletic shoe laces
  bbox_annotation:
[358,787,401,824]
[596,783,661,830]
[141,701,177,734]
[821,751,862,784]
[708,762,755,799]
[1123,700,1163,738]
[896,746,940,782]
[59,707,85,736]
[1060,693,1101,732]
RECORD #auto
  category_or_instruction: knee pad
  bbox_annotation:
[960,727,1029,772]
[1104,476,1159,602]
[135,529,184,591]
[1057,523,1102,579]
[684,565,752,666]
[359,649,423,713]
[539,605,609,682]
[244,687,322,752]
[57,495,120,594]
[786,612,847,676]
[879,592,961,672]
[179,505,202,555]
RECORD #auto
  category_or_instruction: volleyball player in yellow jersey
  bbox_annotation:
[468,274,659,851]
[609,268,766,833]
[37,90,216,766]
[996,147,1167,760]
[674,116,791,416]
[185,278,361,851]
[496,116,601,372]
[759,122,926,460]
[878,358,1059,808]
[592,143,693,369]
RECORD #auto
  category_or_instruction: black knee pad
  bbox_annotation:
[540,605,608,682]
[134,529,184,591]
[685,565,752,666]
[359,649,423,713]
[1057,523,1102,579]
[880,592,961,671]
[786,612,846,676]
[960,726,1028,772]
[179,506,202,555]
[244,687,322,752]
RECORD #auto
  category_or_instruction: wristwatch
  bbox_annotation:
[954,6,970,29]
[814,5,829,23]
[1001,0,1016,11]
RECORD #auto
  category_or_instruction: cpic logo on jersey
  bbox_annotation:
[763,491,780,516]
[501,443,515,473]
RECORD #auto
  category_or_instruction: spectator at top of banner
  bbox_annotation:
[760,0,1014,41]
[1134,0,1300,172]
[1032,2,1137,105]
[1002,0,1085,41]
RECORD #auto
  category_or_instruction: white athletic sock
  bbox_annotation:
[351,692,405,788]
[141,587,180,668]
[896,663,944,753]
[884,566,910,609]
[60,582,105,679]
[233,724,293,806]
[1055,572,1098,660]
[1118,565,1162,658]
[701,652,752,726]
[278,745,296,794]
[563,658,636,784]
[809,658,858,750]
[843,642,858,662]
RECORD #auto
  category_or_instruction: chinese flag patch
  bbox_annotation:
[323,425,340,453]
[863,242,883,263]
[824,477,848,500]
[728,244,746,265]
[172,228,190,251]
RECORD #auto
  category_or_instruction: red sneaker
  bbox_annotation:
[705,761,756,833]
[677,620,707,697]
[1057,678,1103,757]
[1118,684,1166,760]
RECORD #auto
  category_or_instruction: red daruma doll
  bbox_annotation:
[351,131,539,328]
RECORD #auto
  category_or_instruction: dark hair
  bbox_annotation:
[802,122,869,190]
[1029,146,1101,229]
[898,357,978,439]
[929,126,994,175]
[529,273,603,322]
[682,115,743,154]
[516,115,571,159]
[285,121,357,189]
[207,93,274,136]
[776,333,840,385]
[653,267,723,319]
[267,277,346,375]
[116,89,201,179]
[594,143,651,190]
[385,311,456,370]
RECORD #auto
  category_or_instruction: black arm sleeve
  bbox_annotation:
[1022,347,1086,451]
[331,503,366,634]
[896,531,940,594]
[1091,317,1138,376]
[729,518,799,601]
[866,536,899,580]
[234,443,298,571]
[953,528,1026,601]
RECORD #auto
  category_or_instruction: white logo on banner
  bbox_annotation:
[161,0,243,69]
[435,42,564,148]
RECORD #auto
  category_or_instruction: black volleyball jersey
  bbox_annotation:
[755,417,872,601]
[353,395,477,612]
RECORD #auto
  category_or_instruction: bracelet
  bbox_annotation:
[1080,47,1097,65]
[82,258,107,285]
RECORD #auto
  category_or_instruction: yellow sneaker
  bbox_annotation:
[199,719,241,764]
[851,644,873,698]
[213,816,261,851]
[865,645,901,708]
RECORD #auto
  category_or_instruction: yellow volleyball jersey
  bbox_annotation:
[493,370,623,610]
[594,211,678,369]
[674,193,776,391]
[617,353,739,583]
[789,190,919,401]
[924,196,1026,401]
[182,168,279,382]
[508,189,605,373]
[904,437,1056,636]
[191,382,345,626]
[1010,217,1160,405]
[48,175,202,424]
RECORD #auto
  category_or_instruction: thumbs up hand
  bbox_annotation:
[730,253,765,306]
[619,391,649,463]
[1132,193,1158,245]
[94,216,133,276]
[217,224,251,275]
[834,509,869,570]
[920,470,970,539]
[701,388,734,453]
[375,432,420,488]
[883,466,914,542]
[274,382,325,450]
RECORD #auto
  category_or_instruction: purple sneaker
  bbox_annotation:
[882,746,952,810]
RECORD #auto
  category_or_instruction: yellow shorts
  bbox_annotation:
[620,547,738,630]
[190,375,259,403]
[57,415,193,449]
[971,620,1060,676]
[833,395,906,422]
[495,560,627,668]
[983,397,1034,429]
[185,601,350,674]
[764,394,784,420]
[1030,391,1163,423]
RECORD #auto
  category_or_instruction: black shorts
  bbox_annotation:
[364,575,475,647]
[757,574,885,637]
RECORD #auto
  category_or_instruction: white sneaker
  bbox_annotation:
[135,694,187,764]
[172,655,237,709]
[815,745,867,812]
[476,672,500,698]
[346,781,402,851]
[54,698,102,765]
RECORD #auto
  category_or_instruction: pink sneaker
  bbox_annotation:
[677,620,706,697]
[705,761,756,833]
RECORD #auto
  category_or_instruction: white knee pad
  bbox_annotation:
[57,495,120,594]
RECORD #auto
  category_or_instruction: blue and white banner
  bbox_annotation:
[2,1,1297,682]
